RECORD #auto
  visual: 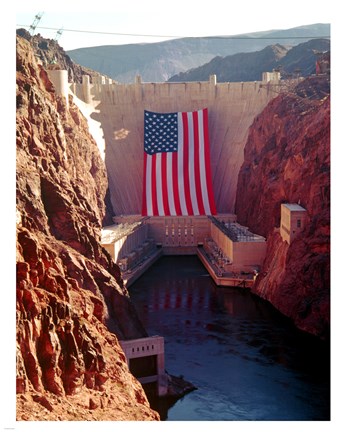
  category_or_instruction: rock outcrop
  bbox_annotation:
[16,28,110,84]
[235,76,330,339]
[16,34,159,420]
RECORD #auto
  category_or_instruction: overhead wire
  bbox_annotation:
[16,24,330,40]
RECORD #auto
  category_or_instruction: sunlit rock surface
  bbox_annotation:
[235,77,330,339]
[16,35,159,421]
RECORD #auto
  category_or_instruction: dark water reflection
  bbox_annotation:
[129,256,330,421]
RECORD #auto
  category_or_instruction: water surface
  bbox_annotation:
[129,256,330,421]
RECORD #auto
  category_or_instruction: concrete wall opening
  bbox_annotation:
[119,336,167,396]
[129,355,157,378]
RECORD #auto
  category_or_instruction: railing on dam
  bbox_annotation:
[208,216,265,242]
[70,73,281,106]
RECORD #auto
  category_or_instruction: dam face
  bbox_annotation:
[67,75,282,292]
[72,76,279,215]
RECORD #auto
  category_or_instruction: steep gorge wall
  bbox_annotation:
[85,78,280,215]
[235,77,330,338]
[16,35,159,420]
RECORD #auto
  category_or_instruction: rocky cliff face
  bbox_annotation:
[235,76,330,339]
[16,28,110,84]
[16,35,159,420]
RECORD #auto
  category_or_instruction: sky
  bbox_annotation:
[13,0,336,51]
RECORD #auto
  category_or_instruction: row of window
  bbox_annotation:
[132,345,155,353]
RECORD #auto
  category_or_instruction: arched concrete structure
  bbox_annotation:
[72,76,280,215]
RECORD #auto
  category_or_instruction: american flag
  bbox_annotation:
[141,108,217,216]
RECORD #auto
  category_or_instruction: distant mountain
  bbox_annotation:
[169,44,289,82]
[278,38,330,76]
[168,38,331,82]
[67,23,330,83]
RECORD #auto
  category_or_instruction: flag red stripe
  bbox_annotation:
[151,154,158,216]
[182,112,193,215]
[142,152,148,216]
[161,152,170,215]
[203,108,217,214]
[193,110,205,214]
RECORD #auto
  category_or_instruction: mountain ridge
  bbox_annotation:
[67,23,330,83]
[168,38,330,82]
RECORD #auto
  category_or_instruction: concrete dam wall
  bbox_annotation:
[72,75,280,215]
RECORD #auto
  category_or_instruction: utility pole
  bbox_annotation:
[29,12,44,35]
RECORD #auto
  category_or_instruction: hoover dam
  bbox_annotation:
[70,73,281,215]
[50,71,288,292]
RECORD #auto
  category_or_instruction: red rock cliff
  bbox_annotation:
[235,77,330,339]
[16,35,159,420]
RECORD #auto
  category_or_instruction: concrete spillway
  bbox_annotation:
[72,76,280,215]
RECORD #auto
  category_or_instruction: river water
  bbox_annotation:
[129,256,330,421]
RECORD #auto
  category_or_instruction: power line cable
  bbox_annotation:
[16,24,330,40]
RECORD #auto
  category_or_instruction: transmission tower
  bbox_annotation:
[54,27,63,42]
[29,12,44,35]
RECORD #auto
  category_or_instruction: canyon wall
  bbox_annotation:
[235,77,330,339]
[16,35,159,420]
